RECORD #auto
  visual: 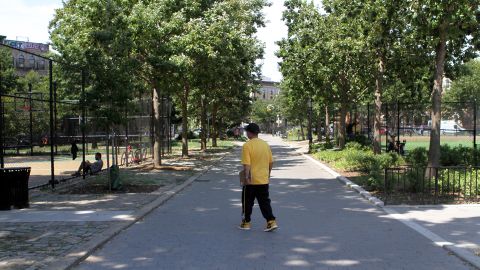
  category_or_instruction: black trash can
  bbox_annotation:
[0,167,31,209]
[0,169,11,210]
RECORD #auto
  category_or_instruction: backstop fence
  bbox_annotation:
[0,43,173,189]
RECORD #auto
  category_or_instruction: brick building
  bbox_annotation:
[253,77,280,101]
[1,37,50,76]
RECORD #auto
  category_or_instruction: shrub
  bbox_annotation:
[347,134,371,147]
[405,147,428,167]
[345,141,365,151]
[176,131,198,140]
[440,144,473,166]
[344,149,375,172]
[311,141,334,153]
[406,145,479,167]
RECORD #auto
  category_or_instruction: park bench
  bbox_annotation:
[0,167,31,210]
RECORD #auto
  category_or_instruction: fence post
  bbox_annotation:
[397,101,400,152]
[81,70,86,180]
[0,60,3,168]
[125,107,129,167]
[53,81,58,155]
[474,101,477,166]
[434,167,439,204]
[367,103,371,141]
[28,83,33,156]
[384,168,388,205]
[150,89,155,161]
[49,60,55,189]
[385,103,389,152]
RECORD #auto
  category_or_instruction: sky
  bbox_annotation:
[0,0,322,82]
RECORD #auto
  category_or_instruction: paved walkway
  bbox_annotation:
[385,204,480,255]
[76,135,473,270]
[0,151,225,270]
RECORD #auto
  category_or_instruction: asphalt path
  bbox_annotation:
[76,135,473,270]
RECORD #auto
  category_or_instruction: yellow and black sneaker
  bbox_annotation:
[264,220,278,232]
[238,220,251,230]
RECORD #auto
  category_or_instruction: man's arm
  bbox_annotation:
[269,162,273,178]
[243,165,251,184]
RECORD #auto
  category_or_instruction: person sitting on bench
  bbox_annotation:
[72,152,103,176]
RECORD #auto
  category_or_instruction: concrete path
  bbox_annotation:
[0,210,134,222]
[386,204,480,254]
[76,135,473,270]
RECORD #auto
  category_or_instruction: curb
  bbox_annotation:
[43,155,227,270]
[444,245,480,269]
[301,153,385,207]
[300,150,480,269]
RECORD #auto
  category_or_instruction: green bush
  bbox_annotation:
[405,147,428,167]
[311,141,334,153]
[440,144,475,166]
[345,141,365,151]
[314,146,405,190]
[344,150,375,172]
[347,134,371,147]
[405,145,479,167]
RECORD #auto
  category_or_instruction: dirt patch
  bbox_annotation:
[60,184,162,194]
[340,171,363,178]
[129,163,194,171]
[152,165,193,171]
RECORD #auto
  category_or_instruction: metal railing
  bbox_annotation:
[384,165,480,205]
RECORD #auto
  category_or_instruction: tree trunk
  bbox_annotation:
[219,117,224,140]
[300,122,305,140]
[211,103,218,147]
[373,54,385,154]
[338,102,347,149]
[153,87,162,166]
[181,83,190,157]
[317,111,322,142]
[200,96,207,151]
[427,27,447,169]
[325,105,330,143]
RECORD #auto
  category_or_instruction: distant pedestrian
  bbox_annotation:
[71,141,79,160]
[72,152,103,177]
[239,123,278,232]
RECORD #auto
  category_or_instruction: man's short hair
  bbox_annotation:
[95,152,102,158]
[245,123,260,134]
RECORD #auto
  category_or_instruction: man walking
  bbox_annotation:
[239,123,278,232]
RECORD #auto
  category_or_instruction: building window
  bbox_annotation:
[17,55,25,68]
[38,60,45,70]
[29,56,35,69]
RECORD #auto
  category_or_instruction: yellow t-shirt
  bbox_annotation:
[241,138,273,185]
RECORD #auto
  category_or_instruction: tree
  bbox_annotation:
[0,47,18,94]
[131,0,265,158]
[444,60,480,128]
[50,0,140,132]
[279,0,373,149]
[409,0,480,168]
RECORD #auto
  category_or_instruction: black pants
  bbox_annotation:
[242,184,275,222]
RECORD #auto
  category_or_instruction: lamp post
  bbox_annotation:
[267,104,274,134]
[307,98,313,153]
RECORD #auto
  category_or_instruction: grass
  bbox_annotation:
[171,138,236,152]
[380,135,477,151]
